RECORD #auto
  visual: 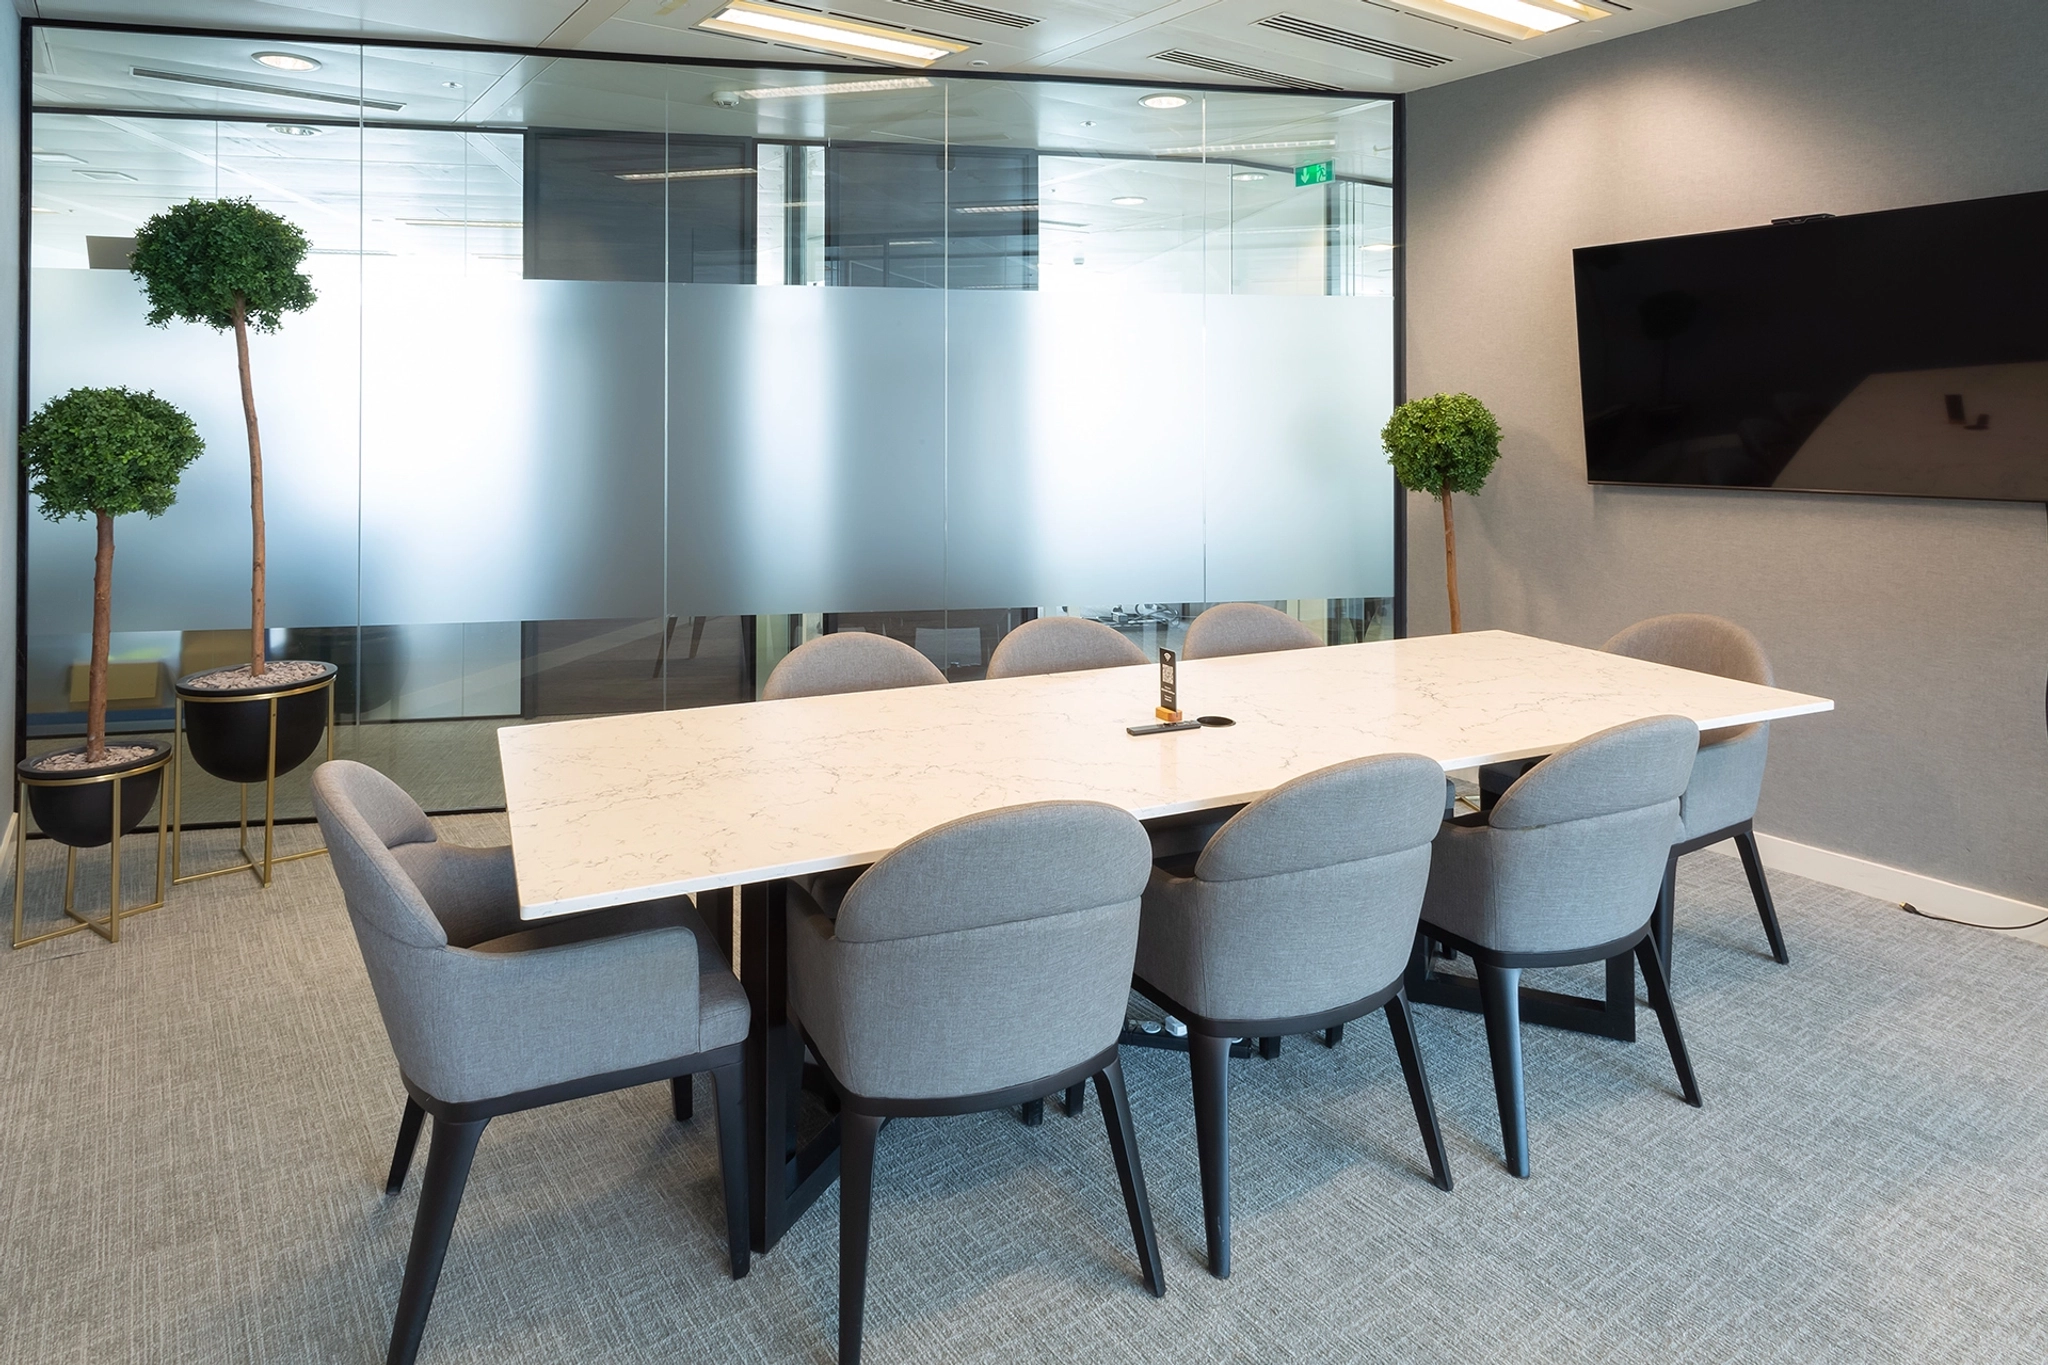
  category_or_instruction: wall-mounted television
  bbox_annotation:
[1574,190,2048,502]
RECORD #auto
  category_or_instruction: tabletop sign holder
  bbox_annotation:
[1157,648,1182,723]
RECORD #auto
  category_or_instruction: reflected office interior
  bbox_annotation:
[24,25,1400,818]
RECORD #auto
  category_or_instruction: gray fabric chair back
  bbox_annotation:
[1139,755,1446,1021]
[789,801,1151,1100]
[1448,716,1697,953]
[762,631,946,701]
[314,760,716,1104]
[1605,613,1772,743]
[1182,602,1324,660]
[1604,614,1774,838]
[985,616,1148,680]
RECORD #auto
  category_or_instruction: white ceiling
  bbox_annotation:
[16,0,1763,95]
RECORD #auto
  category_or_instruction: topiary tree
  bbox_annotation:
[128,197,315,679]
[1383,392,1503,634]
[22,388,203,762]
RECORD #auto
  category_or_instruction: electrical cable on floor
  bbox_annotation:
[1899,902,2048,931]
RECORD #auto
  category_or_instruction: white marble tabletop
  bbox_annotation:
[499,629,1831,919]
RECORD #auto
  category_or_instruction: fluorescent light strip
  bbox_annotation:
[399,218,521,228]
[1389,0,1608,40]
[735,76,932,99]
[699,1,970,67]
[1155,138,1336,156]
[616,166,758,182]
[129,66,404,111]
[954,203,1037,214]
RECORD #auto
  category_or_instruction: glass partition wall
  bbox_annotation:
[23,24,1401,816]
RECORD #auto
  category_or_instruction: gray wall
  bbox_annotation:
[1404,0,2048,903]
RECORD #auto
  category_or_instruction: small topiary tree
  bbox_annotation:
[22,387,203,762]
[128,197,315,679]
[1383,392,1503,634]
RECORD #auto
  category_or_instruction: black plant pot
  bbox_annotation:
[19,740,173,850]
[176,661,338,786]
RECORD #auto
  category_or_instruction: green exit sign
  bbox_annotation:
[1295,161,1334,187]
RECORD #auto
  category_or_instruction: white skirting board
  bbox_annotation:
[1702,831,2048,943]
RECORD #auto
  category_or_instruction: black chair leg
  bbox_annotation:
[1322,1023,1344,1049]
[1635,937,1703,1107]
[385,1097,425,1196]
[1094,1056,1166,1297]
[1383,992,1452,1193]
[1258,1036,1282,1060]
[1734,830,1789,964]
[385,1115,486,1365]
[671,1073,694,1122]
[1020,1098,1045,1127]
[837,1111,883,1365]
[1654,849,1678,975]
[1064,1081,1086,1117]
[709,1062,751,1280]
[1187,1032,1233,1278]
[1475,963,1529,1179]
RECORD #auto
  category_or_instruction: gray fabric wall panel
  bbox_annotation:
[1403,0,2048,904]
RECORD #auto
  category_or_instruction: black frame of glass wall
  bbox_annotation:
[14,17,1410,799]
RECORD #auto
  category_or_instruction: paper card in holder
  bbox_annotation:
[1156,648,1182,723]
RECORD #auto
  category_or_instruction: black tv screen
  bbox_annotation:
[1574,190,2048,502]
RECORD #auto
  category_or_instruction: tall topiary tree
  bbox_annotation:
[128,197,315,679]
[22,388,203,762]
[1383,392,1503,634]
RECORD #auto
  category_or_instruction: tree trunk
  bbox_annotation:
[1440,481,1462,634]
[87,511,113,763]
[232,293,267,677]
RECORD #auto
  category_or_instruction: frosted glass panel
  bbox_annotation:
[666,287,945,616]
[1205,296,1398,602]
[27,267,361,635]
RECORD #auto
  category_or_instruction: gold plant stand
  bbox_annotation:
[11,751,172,949]
[173,673,336,888]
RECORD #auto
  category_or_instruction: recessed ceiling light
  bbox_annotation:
[253,51,322,72]
[1138,93,1188,109]
[267,124,321,137]
[1111,195,1146,206]
[74,169,137,182]
[615,166,757,182]
[441,81,463,89]
[1389,0,1608,40]
[729,76,931,100]
[1081,120,1094,127]
[970,59,989,66]
[698,1,971,67]
[1231,171,1267,182]
[32,150,82,163]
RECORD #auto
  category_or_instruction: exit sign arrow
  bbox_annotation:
[1295,161,1333,187]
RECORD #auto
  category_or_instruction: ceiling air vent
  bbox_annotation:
[1255,14,1452,67]
[892,0,1038,27]
[1150,50,1340,90]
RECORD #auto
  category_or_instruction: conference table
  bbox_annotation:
[498,628,1832,1252]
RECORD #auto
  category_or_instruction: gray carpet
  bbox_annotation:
[4,820,2045,1364]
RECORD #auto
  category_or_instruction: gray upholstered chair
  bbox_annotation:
[312,761,751,1365]
[760,631,948,920]
[1420,716,1703,1179]
[1181,602,1324,660]
[1609,615,1786,968]
[787,801,1165,1364]
[985,615,1148,679]
[762,630,947,701]
[1480,614,1786,970]
[1135,754,1454,1279]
